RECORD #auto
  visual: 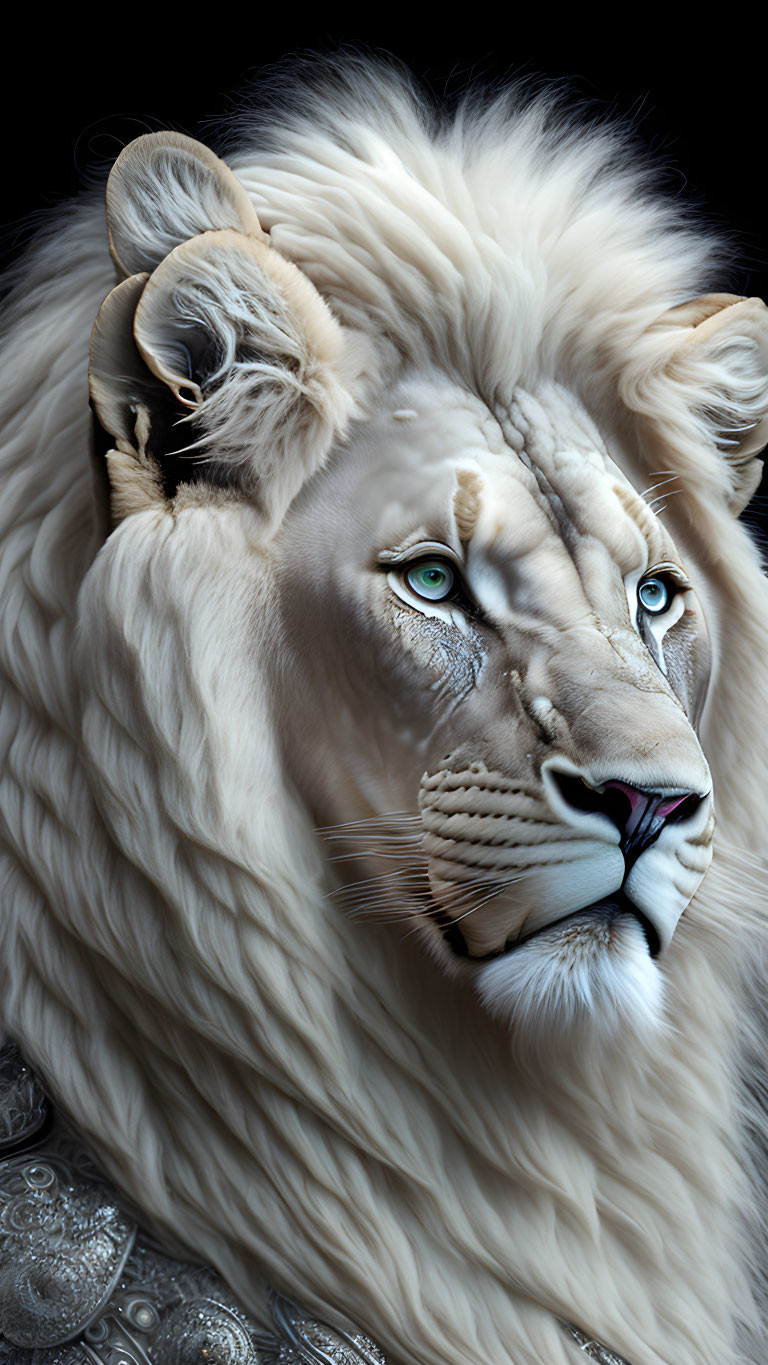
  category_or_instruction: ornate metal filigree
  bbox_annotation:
[0,1139,135,1348]
[0,1042,632,1365]
[0,1045,48,1152]
[0,1343,92,1364]
[563,1322,633,1364]
[256,1294,387,1365]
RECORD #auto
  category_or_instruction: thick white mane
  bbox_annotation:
[1,58,768,1365]
[227,64,716,394]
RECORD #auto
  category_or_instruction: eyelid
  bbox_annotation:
[643,561,691,591]
[377,541,465,570]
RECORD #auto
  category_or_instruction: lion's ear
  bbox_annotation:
[89,229,357,529]
[627,294,768,515]
[106,131,268,277]
[89,272,169,525]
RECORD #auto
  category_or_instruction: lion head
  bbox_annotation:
[4,65,768,1365]
[88,120,766,1044]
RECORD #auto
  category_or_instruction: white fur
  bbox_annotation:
[476,909,665,1038]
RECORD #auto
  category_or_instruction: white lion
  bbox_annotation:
[2,58,768,1365]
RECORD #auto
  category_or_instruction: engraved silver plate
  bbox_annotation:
[256,1293,387,1365]
[0,1045,48,1152]
[0,1043,634,1365]
[0,1144,135,1348]
[0,1338,94,1363]
[563,1322,633,1364]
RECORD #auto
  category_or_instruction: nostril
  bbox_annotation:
[550,770,705,853]
[550,772,629,829]
[551,772,596,813]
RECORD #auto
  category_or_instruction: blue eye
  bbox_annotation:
[405,560,455,601]
[638,575,674,615]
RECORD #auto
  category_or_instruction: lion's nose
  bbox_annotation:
[551,772,704,868]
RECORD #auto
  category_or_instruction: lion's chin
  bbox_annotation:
[474,903,665,1040]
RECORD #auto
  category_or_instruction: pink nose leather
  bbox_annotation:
[602,780,690,839]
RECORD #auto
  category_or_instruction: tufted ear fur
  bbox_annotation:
[90,135,360,532]
[106,131,268,277]
[622,293,768,515]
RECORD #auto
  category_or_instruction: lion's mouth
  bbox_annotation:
[439,890,661,961]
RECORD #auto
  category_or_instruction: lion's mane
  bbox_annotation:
[2,58,768,1365]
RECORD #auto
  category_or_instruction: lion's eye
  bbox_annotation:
[638,574,676,615]
[405,560,455,601]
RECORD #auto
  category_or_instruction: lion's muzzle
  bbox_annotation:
[420,754,714,964]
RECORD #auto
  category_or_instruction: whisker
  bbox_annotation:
[444,878,524,925]
[648,488,684,514]
[329,866,428,895]
[324,826,422,840]
[328,851,421,864]
[326,836,422,850]
[315,811,421,834]
[350,908,429,925]
[353,874,512,926]
[333,895,428,918]
[331,852,421,861]
[330,879,430,911]
[394,877,523,945]
[341,888,430,924]
[640,472,680,499]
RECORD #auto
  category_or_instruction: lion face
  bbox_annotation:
[276,374,714,1032]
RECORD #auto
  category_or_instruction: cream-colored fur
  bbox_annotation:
[2,60,768,1365]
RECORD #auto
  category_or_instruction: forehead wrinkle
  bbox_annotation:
[512,445,571,549]
[513,452,600,610]
[524,439,664,581]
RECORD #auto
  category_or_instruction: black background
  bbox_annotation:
[4,20,767,525]
[5,22,766,289]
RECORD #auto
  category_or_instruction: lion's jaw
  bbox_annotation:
[276,375,714,1036]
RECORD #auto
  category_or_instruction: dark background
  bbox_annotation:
[4,21,767,526]
[4,23,766,289]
